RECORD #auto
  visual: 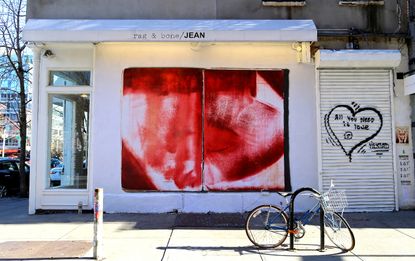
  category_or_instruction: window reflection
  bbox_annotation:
[49,71,91,87]
[48,94,89,189]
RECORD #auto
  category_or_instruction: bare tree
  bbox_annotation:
[0,0,30,197]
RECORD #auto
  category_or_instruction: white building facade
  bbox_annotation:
[22,17,415,214]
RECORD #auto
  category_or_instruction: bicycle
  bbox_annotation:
[245,184,355,251]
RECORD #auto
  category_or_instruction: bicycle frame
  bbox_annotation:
[267,194,321,232]
[294,200,321,227]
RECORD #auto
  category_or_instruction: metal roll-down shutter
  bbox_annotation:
[319,69,396,211]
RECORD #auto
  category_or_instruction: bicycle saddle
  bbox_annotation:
[277,191,293,198]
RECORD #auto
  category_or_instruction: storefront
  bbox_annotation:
[23,19,412,213]
[317,50,403,211]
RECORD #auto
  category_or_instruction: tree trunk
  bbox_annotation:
[0,0,28,197]
[18,68,28,197]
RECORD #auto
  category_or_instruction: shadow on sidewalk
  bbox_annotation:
[158,245,259,254]
[343,211,415,229]
[160,243,415,260]
[158,244,351,259]
[1,197,415,230]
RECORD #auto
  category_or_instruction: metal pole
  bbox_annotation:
[1,131,5,157]
[2,127,7,158]
[289,192,295,250]
[289,187,320,251]
[93,188,103,260]
[319,207,325,251]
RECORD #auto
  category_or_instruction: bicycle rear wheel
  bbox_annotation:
[245,205,288,248]
[324,212,355,251]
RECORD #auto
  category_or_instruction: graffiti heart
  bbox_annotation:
[324,102,383,162]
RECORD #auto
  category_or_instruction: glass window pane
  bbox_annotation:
[48,94,89,189]
[49,71,91,87]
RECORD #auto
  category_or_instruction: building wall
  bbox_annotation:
[90,42,317,212]
[33,41,415,212]
[27,0,407,33]
[26,0,415,211]
[394,46,415,208]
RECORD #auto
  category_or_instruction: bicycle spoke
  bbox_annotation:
[245,205,288,248]
[324,212,355,251]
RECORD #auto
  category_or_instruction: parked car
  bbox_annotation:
[51,158,62,168]
[0,158,30,197]
[50,163,64,186]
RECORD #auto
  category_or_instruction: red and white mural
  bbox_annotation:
[122,68,203,191]
[204,70,286,191]
[121,68,288,191]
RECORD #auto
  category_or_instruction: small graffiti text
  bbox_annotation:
[368,142,389,150]
[398,154,412,185]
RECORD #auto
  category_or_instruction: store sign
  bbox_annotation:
[395,126,415,208]
[133,31,207,41]
[23,19,318,43]
[396,126,413,187]
[398,154,412,186]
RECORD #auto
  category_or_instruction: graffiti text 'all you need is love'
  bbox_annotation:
[324,102,390,162]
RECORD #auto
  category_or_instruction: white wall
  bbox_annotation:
[92,42,318,213]
[394,47,415,209]
[31,42,415,213]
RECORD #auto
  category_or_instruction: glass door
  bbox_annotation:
[48,94,89,189]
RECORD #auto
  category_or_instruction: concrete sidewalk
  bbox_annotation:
[0,197,414,261]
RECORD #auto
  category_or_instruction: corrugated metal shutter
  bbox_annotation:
[319,69,396,211]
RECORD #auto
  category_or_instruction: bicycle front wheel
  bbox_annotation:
[324,212,355,251]
[245,205,288,248]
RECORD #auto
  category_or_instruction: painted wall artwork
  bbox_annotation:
[122,68,289,191]
[324,101,389,162]
[122,68,203,191]
[204,70,287,191]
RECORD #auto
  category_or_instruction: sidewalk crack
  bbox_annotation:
[56,223,87,241]
[394,229,415,240]
[378,220,415,240]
